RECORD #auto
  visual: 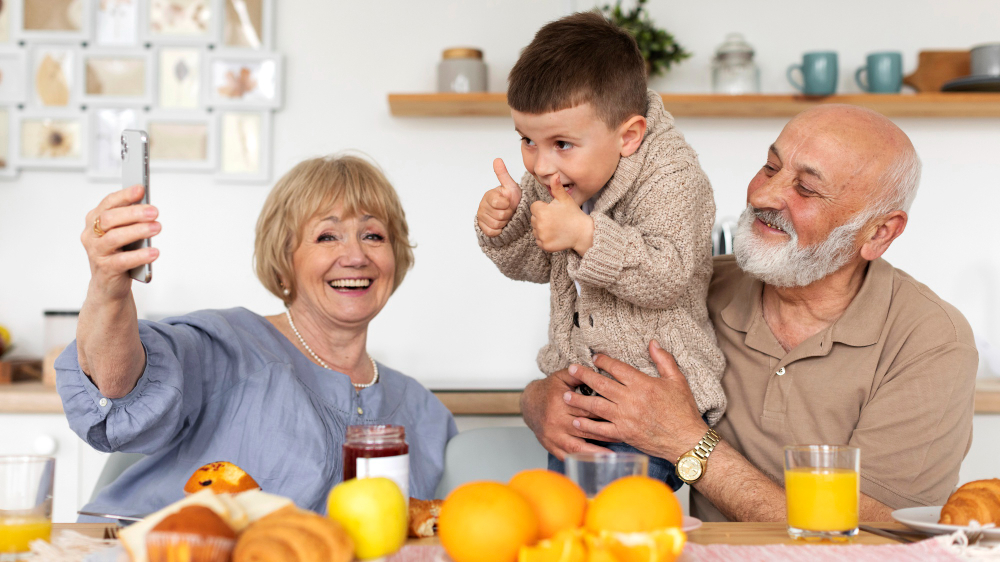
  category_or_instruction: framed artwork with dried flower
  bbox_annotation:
[0,107,18,177]
[215,109,268,182]
[157,47,201,108]
[30,45,75,107]
[94,0,141,46]
[219,0,272,50]
[206,52,280,108]
[147,110,216,170]
[147,0,218,44]
[79,50,153,105]
[0,50,27,104]
[87,107,141,179]
[15,0,92,42]
[18,111,87,168]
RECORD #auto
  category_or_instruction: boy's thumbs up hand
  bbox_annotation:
[477,158,523,237]
[530,174,594,255]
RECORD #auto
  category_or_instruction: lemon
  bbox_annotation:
[0,325,10,354]
[327,477,407,560]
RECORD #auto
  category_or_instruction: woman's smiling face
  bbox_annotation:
[290,202,396,329]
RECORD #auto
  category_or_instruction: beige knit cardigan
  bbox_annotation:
[475,91,726,425]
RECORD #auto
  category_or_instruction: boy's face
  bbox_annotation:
[512,103,627,206]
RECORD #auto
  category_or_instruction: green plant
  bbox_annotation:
[602,0,691,77]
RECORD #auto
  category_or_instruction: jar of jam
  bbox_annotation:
[343,425,410,500]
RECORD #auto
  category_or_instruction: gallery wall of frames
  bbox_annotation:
[0,0,281,182]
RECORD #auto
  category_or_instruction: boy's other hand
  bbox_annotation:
[530,174,594,255]
[477,158,523,237]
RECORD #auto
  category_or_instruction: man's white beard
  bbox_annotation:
[733,205,867,288]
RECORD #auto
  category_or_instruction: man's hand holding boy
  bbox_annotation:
[530,173,594,256]
[477,158,523,237]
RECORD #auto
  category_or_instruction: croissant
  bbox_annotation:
[939,478,1000,526]
[408,498,443,538]
[232,505,354,562]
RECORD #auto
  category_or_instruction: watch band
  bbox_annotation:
[693,428,722,461]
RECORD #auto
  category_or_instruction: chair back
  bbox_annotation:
[434,426,548,499]
[89,452,144,503]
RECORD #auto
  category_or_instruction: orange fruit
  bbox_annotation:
[509,469,588,540]
[584,477,682,534]
[439,481,540,562]
[518,529,586,562]
[585,529,686,562]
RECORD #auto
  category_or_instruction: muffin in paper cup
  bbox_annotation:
[145,505,237,562]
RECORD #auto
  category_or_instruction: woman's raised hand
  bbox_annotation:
[82,184,160,300]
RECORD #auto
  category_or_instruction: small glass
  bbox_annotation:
[564,452,649,498]
[784,445,859,541]
[0,456,55,560]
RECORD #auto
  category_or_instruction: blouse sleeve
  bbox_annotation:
[55,312,245,454]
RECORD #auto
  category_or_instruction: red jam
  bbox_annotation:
[342,425,409,482]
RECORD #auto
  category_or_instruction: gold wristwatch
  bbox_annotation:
[675,428,722,484]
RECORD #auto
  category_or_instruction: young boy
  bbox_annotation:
[474,11,725,488]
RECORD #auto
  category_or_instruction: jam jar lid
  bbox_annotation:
[715,33,754,61]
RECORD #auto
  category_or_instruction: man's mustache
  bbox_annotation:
[751,207,795,235]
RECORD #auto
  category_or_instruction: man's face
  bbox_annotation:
[734,112,886,287]
[512,103,624,206]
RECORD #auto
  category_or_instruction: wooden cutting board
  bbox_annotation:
[904,50,971,92]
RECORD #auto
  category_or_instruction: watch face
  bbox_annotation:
[678,456,703,482]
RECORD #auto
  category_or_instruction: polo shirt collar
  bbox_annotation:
[720,257,894,352]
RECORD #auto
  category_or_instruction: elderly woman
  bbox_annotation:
[57,155,457,519]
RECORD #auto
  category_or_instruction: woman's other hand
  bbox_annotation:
[83,184,160,299]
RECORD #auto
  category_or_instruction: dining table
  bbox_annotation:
[49,520,971,562]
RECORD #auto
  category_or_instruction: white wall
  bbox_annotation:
[1,0,999,390]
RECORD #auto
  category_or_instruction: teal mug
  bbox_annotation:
[787,52,838,96]
[856,52,903,93]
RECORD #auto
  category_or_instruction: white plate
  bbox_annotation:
[892,506,1000,539]
[682,515,702,532]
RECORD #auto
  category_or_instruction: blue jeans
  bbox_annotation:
[548,440,684,491]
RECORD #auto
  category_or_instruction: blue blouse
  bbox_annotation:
[55,308,457,521]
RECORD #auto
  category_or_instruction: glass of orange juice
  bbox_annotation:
[784,445,859,541]
[0,456,55,560]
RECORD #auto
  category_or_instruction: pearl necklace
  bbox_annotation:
[285,309,379,390]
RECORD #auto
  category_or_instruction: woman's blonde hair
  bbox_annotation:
[254,155,414,305]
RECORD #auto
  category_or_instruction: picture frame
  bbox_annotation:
[14,0,93,43]
[87,106,143,180]
[146,110,217,171]
[205,51,281,109]
[78,49,154,106]
[217,0,273,50]
[94,0,144,46]
[146,0,220,45]
[0,0,13,44]
[156,46,203,109]
[0,106,20,178]
[30,45,76,108]
[214,109,269,182]
[17,110,87,169]
[0,49,28,104]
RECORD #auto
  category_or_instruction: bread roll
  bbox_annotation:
[939,478,1000,526]
[184,461,260,495]
[233,506,354,562]
[408,498,443,538]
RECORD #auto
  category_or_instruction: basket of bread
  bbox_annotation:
[117,461,445,562]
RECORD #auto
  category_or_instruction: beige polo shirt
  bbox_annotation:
[690,255,978,522]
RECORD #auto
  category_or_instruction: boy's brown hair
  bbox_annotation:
[508,11,648,129]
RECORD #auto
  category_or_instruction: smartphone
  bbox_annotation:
[121,129,152,283]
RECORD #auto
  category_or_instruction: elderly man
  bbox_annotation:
[520,104,978,522]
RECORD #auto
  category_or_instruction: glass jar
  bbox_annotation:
[712,33,760,94]
[437,48,487,93]
[343,425,409,499]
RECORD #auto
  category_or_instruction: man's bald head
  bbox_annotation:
[786,104,921,218]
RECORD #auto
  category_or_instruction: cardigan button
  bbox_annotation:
[573,312,580,328]
[589,315,594,327]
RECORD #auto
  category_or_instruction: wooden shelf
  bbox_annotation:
[388,92,1000,118]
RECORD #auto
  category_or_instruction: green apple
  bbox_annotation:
[327,477,407,559]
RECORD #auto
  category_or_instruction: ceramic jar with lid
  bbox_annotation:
[712,33,760,94]
[437,48,487,93]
